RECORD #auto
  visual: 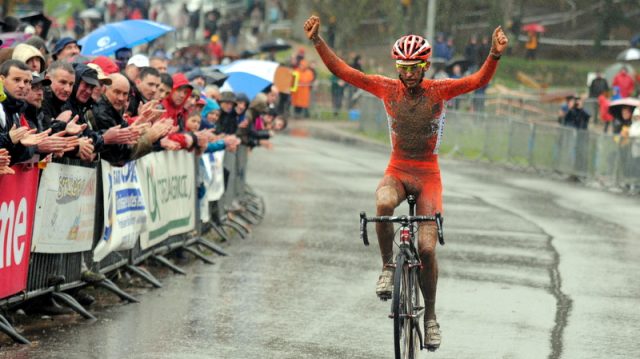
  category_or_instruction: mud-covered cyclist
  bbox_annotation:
[304,15,508,351]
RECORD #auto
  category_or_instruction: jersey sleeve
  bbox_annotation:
[437,55,499,101]
[314,37,389,99]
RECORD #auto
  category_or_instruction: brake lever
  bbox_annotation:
[435,212,445,245]
[360,212,369,246]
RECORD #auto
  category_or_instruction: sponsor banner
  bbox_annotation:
[32,163,96,253]
[207,151,225,202]
[93,161,147,262]
[138,151,196,250]
[0,165,39,299]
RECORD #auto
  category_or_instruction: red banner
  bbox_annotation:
[0,165,39,299]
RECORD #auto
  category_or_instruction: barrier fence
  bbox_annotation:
[357,94,640,191]
[0,145,263,344]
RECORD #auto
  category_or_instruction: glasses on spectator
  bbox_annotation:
[395,62,428,73]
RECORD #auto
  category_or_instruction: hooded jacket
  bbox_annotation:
[12,44,46,71]
[238,93,270,147]
[61,63,104,154]
[200,98,220,130]
[161,73,193,128]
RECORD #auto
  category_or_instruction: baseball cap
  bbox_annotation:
[87,63,113,85]
[127,54,150,67]
[75,65,101,87]
[31,71,51,86]
[90,56,120,75]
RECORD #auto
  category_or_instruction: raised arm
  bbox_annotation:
[304,16,388,98]
[438,26,508,101]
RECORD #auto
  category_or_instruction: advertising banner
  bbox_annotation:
[0,165,39,298]
[93,161,147,262]
[137,151,195,250]
[31,163,96,253]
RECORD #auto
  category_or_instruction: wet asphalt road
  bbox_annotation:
[2,133,639,359]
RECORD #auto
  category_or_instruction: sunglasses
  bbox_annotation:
[395,62,428,72]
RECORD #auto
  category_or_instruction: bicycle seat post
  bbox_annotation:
[407,195,416,216]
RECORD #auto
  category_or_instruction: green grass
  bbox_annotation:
[45,0,85,23]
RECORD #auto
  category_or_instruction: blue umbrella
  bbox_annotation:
[214,60,281,100]
[78,20,174,56]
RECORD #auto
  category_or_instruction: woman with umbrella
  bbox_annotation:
[608,98,640,135]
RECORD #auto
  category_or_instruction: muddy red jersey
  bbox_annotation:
[314,40,498,164]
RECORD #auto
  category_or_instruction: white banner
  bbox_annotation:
[138,151,196,250]
[93,161,147,262]
[207,151,225,202]
[31,163,96,253]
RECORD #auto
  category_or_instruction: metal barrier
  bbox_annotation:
[356,93,640,191]
[1,144,263,344]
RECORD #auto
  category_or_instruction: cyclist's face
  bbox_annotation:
[397,62,428,88]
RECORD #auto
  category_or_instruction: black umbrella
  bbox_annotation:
[445,56,471,76]
[194,68,229,87]
[259,38,291,53]
[240,49,258,59]
[19,12,52,39]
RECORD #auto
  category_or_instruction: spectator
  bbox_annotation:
[42,61,79,132]
[564,97,590,130]
[433,33,450,60]
[464,35,479,71]
[149,56,168,73]
[291,60,315,118]
[525,31,538,60]
[24,36,49,58]
[598,90,614,134]
[208,35,224,64]
[611,105,633,135]
[612,68,635,98]
[24,72,52,130]
[127,66,161,117]
[589,71,609,123]
[266,85,280,112]
[200,98,221,130]
[115,48,133,69]
[477,36,490,67]
[90,56,121,75]
[52,37,81,62]
[204,84,221,101]
[12,44,46,73]
[124,54,150,83]
[161,73,193,128]
[156,73,173,101]
[217,91,238,135]
[235,93,250,124]
[0,60,52,164]
[86,63,113,102]
[204,10,219,39]
[330,74,345,116]
[558,95,576,125]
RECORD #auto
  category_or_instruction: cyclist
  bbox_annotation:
[304,15,508,350]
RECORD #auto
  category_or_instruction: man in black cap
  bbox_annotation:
[52,37,81,62]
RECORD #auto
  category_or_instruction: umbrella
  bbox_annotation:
[19,12,52,39]
[603,62,635,85]
[0,32,32,48]
[616,48,640,61]
[445,56,471,76]
[259,38,291,53]
[521,23,545,33]
[215,59,293,99]
[608,98,640,119]
[79,8,103,20]
[187,68,229,87]
[78,20,174,56]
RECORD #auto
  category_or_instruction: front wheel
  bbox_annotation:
[393,253,420,359]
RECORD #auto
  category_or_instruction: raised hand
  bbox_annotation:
[303,15,321,41]
[160,137,181,151]
[224,135,240,152]
[103,125,138,145]
[64,115,87,135]
[491,26,509,55]
[37,130,70,153]
[20,128,51,147]
[0,148,11,167]
[56,110,74,123]
[9,124,30,144]
[78,137,95,162]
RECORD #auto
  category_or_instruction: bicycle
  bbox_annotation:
[359,195,444,359]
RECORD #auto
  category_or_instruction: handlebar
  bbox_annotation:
[359,212,444,246]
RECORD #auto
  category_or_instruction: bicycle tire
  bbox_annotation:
[392,253,412,359]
